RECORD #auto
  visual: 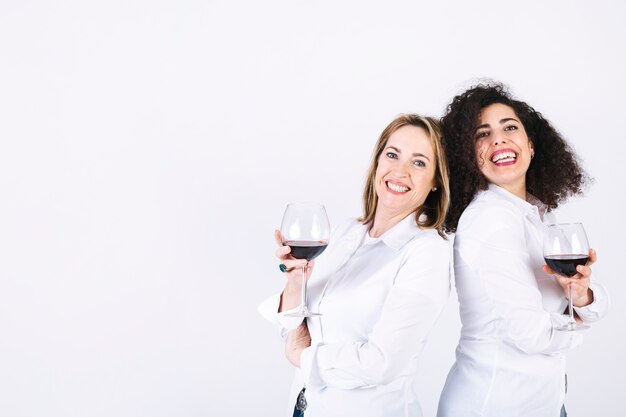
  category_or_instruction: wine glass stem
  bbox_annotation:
[300,264,308,314]
[568,283,575,325]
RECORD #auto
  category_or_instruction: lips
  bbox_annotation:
[386,180,410,193]
[490,149,517,166]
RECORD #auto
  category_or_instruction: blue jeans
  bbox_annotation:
[292,388,306,417]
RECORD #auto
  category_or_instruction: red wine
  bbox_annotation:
[544,254,589,277]
[284,240,328,261]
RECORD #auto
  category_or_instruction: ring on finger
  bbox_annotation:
[279,263,293,273]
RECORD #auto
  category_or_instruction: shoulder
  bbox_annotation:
[456,191,530,253]
[397,228,450,288]
[458,190,525,236]
[406,228,450,259]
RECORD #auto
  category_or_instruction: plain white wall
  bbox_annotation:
[0,0,624,416]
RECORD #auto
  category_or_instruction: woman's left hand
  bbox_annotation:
[543,248,597,308]
[285,322,311,368]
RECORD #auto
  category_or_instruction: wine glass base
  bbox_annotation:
[556,322,590,332]
[284,311,322,318]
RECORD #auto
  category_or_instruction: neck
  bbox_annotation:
[369,208,413,238]
[497,181,527,201]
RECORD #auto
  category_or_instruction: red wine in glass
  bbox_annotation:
[284,240,328,261]
[280,203,330,317]
[544,254,589,277]
[543,223,590,331]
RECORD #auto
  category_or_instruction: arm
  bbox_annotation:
[573,280,609,323]
[256,232,312,337]
[543,248,610,323]
[296,237,450,390]
[458,205,582,355]
[258,220,355,336]
[540,212,610,322]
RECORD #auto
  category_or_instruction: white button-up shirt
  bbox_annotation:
[437,184,609,417]
[259,214,450,417]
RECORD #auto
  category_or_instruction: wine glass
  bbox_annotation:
[281,202,330,317]
[543,222,590,331]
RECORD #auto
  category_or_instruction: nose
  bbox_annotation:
[492,132,507,146]
[392,162,409,177]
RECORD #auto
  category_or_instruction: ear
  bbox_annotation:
[529,140,535,157]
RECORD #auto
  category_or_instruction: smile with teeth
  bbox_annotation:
[491,151,517,164]
[386,181,410,193]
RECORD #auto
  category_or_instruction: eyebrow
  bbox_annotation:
[386,146,431,161]
[475,117,521,132]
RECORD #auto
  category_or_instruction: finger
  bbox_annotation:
[274,229,284,246]
[587,248,597,266]
[576,265,592,278]
[544,264,579,282]
[570,280,590,293]
[280,259,308,271]
[555,275,571,288]
[543,265,570,288]
[275,245,292,259]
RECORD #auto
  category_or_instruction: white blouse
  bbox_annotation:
[259,214,451,417]
[437,184,609,417]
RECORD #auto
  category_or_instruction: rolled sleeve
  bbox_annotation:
[258,293,305,339]
[574,281,610,323]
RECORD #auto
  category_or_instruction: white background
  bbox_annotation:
[0,1,624,416]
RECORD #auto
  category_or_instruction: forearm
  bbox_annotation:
[278,282,301,312]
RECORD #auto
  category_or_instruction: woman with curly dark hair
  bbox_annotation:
[436,82,609,417]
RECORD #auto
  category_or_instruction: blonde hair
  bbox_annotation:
[359,114,450,236]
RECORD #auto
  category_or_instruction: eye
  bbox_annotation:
[413,160,426,168]
[475,130,489,140]
[504,125,518,132]
[385,152,398,159]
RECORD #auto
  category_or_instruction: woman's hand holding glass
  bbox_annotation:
[542,222,593,331]
[543,248,596,308]
[277,202,330,317]
[275,229,315,312]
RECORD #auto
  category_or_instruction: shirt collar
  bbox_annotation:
[486,183,546,219]
[376,213,421,251]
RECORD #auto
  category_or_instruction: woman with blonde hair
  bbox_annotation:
[260,114,451,417]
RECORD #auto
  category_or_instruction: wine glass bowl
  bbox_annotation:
[281,203,330,317]
[543,223,590,331]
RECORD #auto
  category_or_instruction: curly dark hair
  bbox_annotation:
[441,81,588,233]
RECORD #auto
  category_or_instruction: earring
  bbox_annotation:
[531,152,535,159]
[432,187,437,192]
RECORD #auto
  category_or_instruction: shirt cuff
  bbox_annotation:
[277,309,306,331]
[574,282,610,323]
[546,312,584,353]
[257,293,305,336]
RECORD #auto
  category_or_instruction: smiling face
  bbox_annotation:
[474,103,534,198]
[374,125,437,221]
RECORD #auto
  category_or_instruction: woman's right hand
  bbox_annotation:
[275,229,314,312]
